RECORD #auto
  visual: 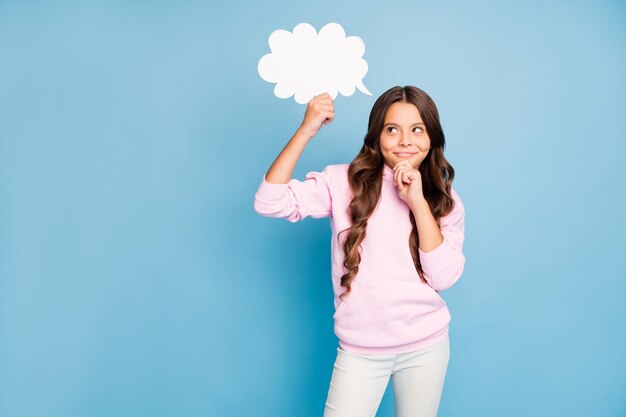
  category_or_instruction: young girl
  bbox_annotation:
[254,85,465,417]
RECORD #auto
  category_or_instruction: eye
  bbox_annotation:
[387,127,397,133]
[413,126,423,133]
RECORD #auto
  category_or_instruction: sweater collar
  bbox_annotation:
[382,163,395,182]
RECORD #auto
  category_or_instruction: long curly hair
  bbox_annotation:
[337,85,457,301]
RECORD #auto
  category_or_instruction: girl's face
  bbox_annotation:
[379,101,431,170]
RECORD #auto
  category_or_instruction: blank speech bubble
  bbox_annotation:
[258,22,372,104]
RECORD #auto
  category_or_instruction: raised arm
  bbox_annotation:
[254,94,336,222]
[264,93,335,184]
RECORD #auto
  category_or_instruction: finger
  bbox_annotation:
[399,162,411,171]
[392,162,408,177]
[316,95,333,104]
[316,101,332,109]
[323,113,334,124]
[394,166,406,184]
[403,172,414,186]
[314,105,334,117]
[393,168,402,184]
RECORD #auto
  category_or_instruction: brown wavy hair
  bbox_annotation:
[337,85,457,301]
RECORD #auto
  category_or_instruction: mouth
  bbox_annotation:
[394,152,417,158]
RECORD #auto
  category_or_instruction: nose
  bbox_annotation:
[399,131,411,146]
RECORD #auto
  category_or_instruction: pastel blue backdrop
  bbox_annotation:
[1,1,624,416]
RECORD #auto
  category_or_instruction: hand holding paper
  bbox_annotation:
[297,93,335,139]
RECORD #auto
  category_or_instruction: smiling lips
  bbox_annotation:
[394,152,416,157]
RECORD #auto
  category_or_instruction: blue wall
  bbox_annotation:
[1,1,625,416]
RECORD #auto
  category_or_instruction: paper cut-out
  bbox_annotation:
[258,22,372,104]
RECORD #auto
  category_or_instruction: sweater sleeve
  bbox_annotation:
[253,165,333,222]
[418,188,466,291]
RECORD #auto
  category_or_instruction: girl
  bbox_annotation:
[254,85,465,417]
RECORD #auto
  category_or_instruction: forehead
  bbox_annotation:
[384,101,423,124]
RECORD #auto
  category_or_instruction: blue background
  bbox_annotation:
[1,1,625,416]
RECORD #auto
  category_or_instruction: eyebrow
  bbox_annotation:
[383,122,425,127]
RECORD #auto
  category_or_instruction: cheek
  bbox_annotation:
[380,140,394,154]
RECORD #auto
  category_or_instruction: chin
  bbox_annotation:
[398,158,420,168]
[386,155,420,169]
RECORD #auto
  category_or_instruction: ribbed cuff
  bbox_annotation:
[255,175,290,202]
[418,238,453,279]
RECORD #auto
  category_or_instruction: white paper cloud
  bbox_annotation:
[258,22,372,104]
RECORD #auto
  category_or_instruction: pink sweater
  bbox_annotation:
[253,163,466,354]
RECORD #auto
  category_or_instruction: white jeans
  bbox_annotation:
[323,334,450,417]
